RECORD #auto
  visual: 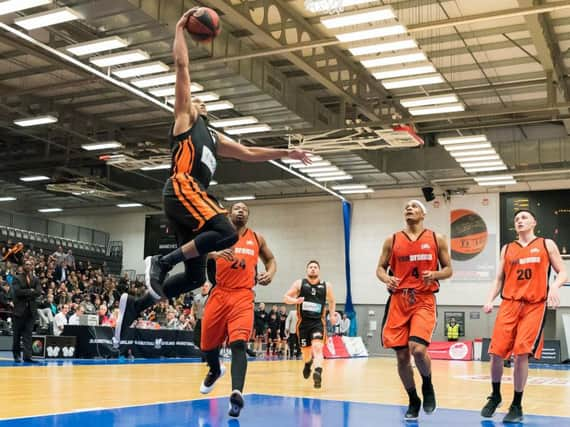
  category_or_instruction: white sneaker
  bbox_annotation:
[200,364,226,394]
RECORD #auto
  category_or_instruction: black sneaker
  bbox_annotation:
[200,364,226,394]
[303,359,313,379]
[481,395,502,418]
[144,255,170,301]
[113,293,138,349]
[228,390,244,417]
[422,384,436,414]
[313,368,322,389]
[405,399,421,420]
[503,405,523,423]
[246,348,257,357]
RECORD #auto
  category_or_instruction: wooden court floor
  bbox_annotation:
[0,357,569,420]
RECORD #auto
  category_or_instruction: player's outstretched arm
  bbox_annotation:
[284,280,303,305]
[216,133,311,164]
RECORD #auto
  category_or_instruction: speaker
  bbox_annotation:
[421,186,435,202]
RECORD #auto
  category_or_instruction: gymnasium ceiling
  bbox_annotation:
[2,0,570,215]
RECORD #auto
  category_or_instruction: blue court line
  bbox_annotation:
[0,357,203,367]
[0,394,567,427]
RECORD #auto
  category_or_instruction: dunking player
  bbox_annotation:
[481,209,566,423]
[114,9,309,344]
[199,202,276,417]
[376,200,452,420]
[284,260,336,389]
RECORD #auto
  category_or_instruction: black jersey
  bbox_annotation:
[298,278,327,320]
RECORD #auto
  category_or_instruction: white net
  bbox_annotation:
[304,0,344,15]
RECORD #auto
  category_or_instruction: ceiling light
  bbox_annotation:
[281,155,322,164]
[349,39,417,56]
[210,180,218,185]
[90,49,149,68]
[112,61,169,79]
[81,141,123,151]
[204,100,234,112]
[315,175,353,182]
[301,166,340,174]
[340,189,374,194]
[0,197,16,202]
[38,208,62,213]
[291,161,331,168]
[20,175,49,182]
[450,149,497,157]
[360,51,427,69]
[332,184,367,190]
[15,7,82,30]
[210,116,259,128]
[225,124,271,135]
[382,74,444,89]
[409,103,465,116]
[457,155,501,162]
[0,0,52,16]
[307,171,347,177]
[464,165,508,173]
[149,82,203,97]
[194,91,218,102]
[438,135,488,145]
[459,161,504,168]
[140,164,170,171]
[117,203,143,208]
[14,114,57,127]
[224,196,256,201]
[400,94,459,108]
[66,36,129,56]
[474,175,514,182]
[373,63,436,80]
[336,25,406,43]
[445,142,492,152]
[321,6,395,29]
[477,180,517,186]
[131,73,175,88]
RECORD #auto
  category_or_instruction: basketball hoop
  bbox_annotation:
[304,0,344,15]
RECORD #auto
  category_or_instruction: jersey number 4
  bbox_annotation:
[411,267,420,279]
[231,258,246,270]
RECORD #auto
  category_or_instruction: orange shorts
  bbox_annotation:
[489,299,546,359]
[381,291,436,349]
[200,287,254,351]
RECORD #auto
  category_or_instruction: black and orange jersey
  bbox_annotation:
[389,229,440,293]
[297,279,327,320]
[502,237,551,303]
[215,228,259,290]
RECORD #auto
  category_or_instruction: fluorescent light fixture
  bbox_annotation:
[408,103,465,116]
[15,7,82,30]
[0,0,52,16]
[340,189,374,194]
[349,39,417,56]
[464,165,508,173]
[204,100,234,112]
[117,203,143,208]
[372,63,435,80]
[457,155,501,163]
[321,6,395,29]
[112,61,169,79]
[291,161,331,168]
[282,155,322,164]
[81,141,123,151]
[315,175,353,182]
[131,72,175,88]
[224,196,256,201]
[14,114,57,127]
[301,167,341,174]
[66,36,129,56]
[400,94,459,108]
[306,0,373,13]
[38,208,62,213]
[210,116,259,128]
[445,142,492,152]
[20,175,49,182]
[90,49,149,68]
[360,51,427,69]
[459,161,504,168]
[151,82,204,97]
[194,91,219,102]
[336,25,406,43]
[450,149,497,157]
[308,171,348,178]
[0,197,16,202]
[477,180,517,186]
[332,184,367,190]
[140,164,170,171]
[382,74,444,89]
[474,175,514,182]
[210,180,218,185]
[225,124,271,135]
[438,135,488,145]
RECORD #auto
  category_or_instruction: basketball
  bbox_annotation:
[185,7,221,43]
[450,209,488,261]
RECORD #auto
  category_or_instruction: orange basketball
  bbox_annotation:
[450,209,488,261]
[185,7,221,43]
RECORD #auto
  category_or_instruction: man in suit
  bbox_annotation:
[12,258,42,363]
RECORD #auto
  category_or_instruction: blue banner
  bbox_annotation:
[342,201,354,314]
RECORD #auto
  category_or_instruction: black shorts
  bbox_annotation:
[279,329,287,340]
[298,318,325,347]
[254,327,265,337]
[268,328,278,341]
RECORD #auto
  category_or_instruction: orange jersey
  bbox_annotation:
[216,228,259,290]
[389,229,440,293]
[502,238,551,303]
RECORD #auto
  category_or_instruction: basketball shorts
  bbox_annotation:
[381,291,436,349]
[267,327,278,341]
[200,287,254,351]
[254,326,265,337]
[297,318,325,348]
[489,299,547,359]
